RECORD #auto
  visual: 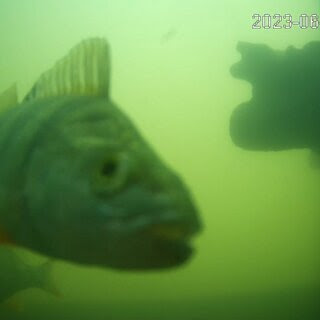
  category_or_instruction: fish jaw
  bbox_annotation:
[104,237,194,270]
[64,189,202,270]
[96,173,202,270]
[102,207,201,270]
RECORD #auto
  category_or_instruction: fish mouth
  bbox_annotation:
[128,213,201,270]
[143,222,196,267]
[105,219,199,270]
[145,236,194,269]
[146,221,197,241]
[108,237,194,271]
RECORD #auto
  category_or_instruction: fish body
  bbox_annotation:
[0,38,201,270]
[0,246,56,303]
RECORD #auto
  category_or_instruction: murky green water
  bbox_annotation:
[1,0,320,319]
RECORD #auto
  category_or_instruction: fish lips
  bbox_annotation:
[106,235,195,270]
[104,218,200,270]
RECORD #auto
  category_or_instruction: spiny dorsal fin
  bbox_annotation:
[23,38,110,103]
[0,84,18,111]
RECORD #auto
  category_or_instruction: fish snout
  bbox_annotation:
[152,174,202,241]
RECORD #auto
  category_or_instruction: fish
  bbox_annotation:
[0,246,58,303]
[229,41,320,153]
[0,38,202,270]
[160,28,177,44]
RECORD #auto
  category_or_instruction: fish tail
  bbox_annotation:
[37,260,61,298]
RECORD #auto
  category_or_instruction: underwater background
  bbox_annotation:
[0,0,320,319]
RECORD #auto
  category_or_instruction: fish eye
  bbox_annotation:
[93,153,129,196]
[101,159,118,177]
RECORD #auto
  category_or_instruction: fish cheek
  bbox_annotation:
[24,149,91,256]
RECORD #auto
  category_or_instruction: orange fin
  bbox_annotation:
[0,226,14,245]
[3,297,24,312]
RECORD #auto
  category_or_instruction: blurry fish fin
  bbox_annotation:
[309,149,320,169]
[0,225,14,245]
[3,297,24,312]
[23,37,110,103]
[37,260,62,298]
[0,84,18,111]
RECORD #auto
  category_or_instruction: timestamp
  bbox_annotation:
[252,14,319,29]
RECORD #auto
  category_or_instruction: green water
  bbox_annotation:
[1,0,320,319]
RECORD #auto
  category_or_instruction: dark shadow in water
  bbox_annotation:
[229,41,320,155]
[227,39,320,320]
[1,286,319,320]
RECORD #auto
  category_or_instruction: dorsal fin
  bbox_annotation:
[23,38,110,103]
[0,84,18,112]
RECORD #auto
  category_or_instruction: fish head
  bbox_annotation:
[25,96,202,270]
